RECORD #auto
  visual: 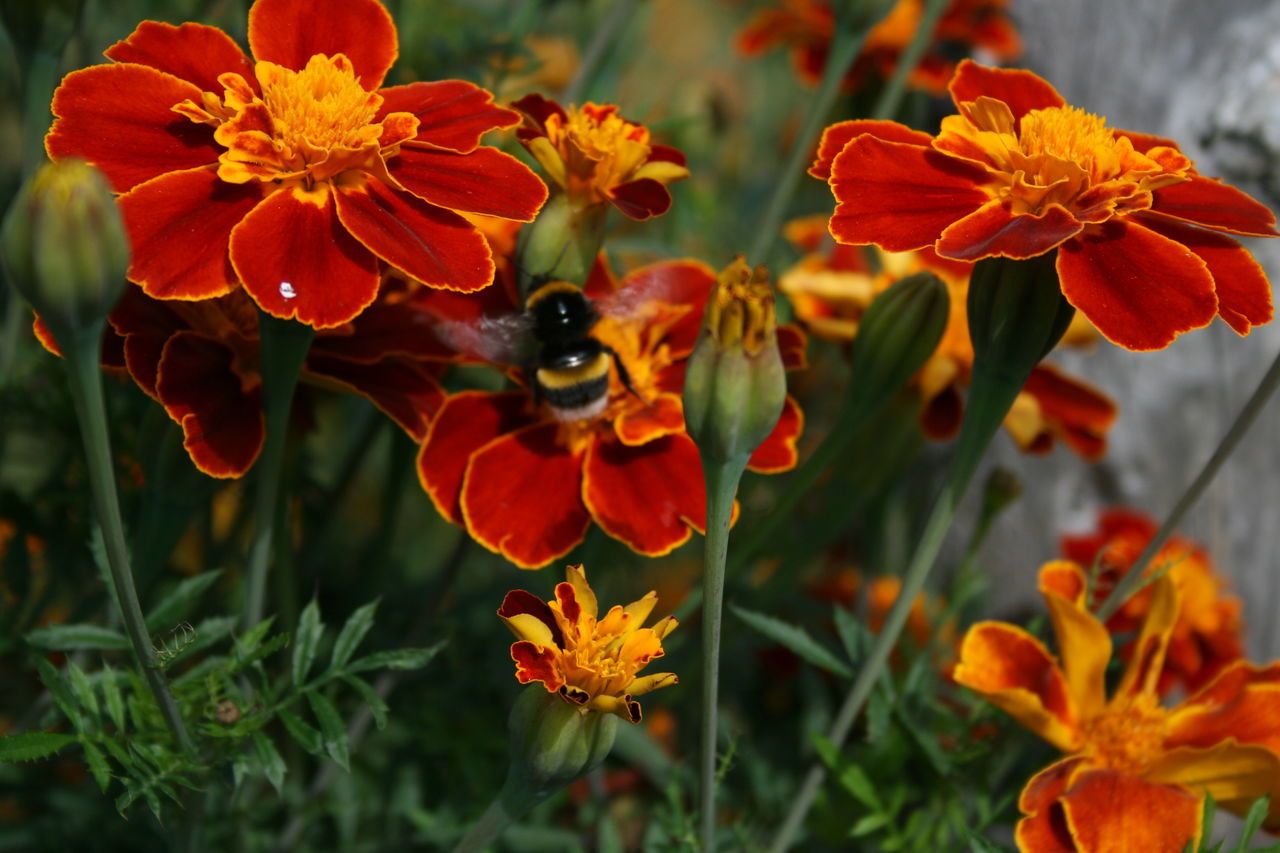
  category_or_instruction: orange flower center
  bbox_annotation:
[539,105,652,201]
[257,55,382,158]
[559,615,660,700]
[1082,694,1168,774]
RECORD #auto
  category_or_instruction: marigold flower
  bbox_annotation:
[954,563,1280,852]
[737,0,1020,95]
[780,216,1116,459]
[417,257,805,568]
[813,60,1278,351]
[498,564,678,723]
[45,0,547,330]
[512,94,689,221]
[1061,509,1244,696]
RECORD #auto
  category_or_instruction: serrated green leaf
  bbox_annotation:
[342,675,388,730]
[101,664,126,732]
[1236,795,1270,850]
[278,709,323,755]
[232,632,290,672]
[160,615,237,669]
[331,600,379,672]
[37,659,84,729]
[66,661,100,722]
[146,570,223,632]
[82,741,112,792]
[235,617,277,656]
[346,641,445,673]
[292,600,324,686]
[849,813,888,837]
[101,737,133,772]
[252,731,286,794]
[26,623,129,652]
[0,732,77,763]
[729,605,853,679]
[836,764,881,812]
[306,691,349,770]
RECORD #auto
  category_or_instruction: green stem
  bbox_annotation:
[561,0,640,104]
[453,780,540,853]
[868,0,949,121]
[745,4,879,264]
[62,326,196,755]
[1095,343,1280,621]
[698,455,747,851]
[242,313,314,630]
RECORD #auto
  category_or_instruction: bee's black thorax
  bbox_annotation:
[524,280,615,420]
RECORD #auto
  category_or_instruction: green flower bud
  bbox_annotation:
[515,192,607,288]
[966,254,1075,383]
[683,257,787,465]
[503,687,618,803]
[1,158,129,340]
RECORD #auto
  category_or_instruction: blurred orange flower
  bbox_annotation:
[1061,509,1244,695]
[954,562,1280,852]
[737,0,1020,95]
[780,216,1116,459]
[498,564,678,722]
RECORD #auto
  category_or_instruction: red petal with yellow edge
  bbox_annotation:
[809,120,934,180]
[1038,562,1110,722]
[304,354,444,442]
[1133,213,1274,335]
[604,260,715,355]
[947,59,1065,121]
[104,21,255,94]
[614,394,685,446]
[649,144,687,167]
[510,641,563,690]
[31,316,60,357]
[583,432,706,556]
[498,590,563,647]
[1038,560,1087,604]
[1015,757,1087,853]
[417,391,535,525]
[937,200,1082,261]
[1150,176,1279,238]
[1059,770,1201,853]
[748,395,803,473]
[1146,740,1280,825]
[461,421,589,568]
[155,331,263,478]
[828,135,991,252]
[119,167,261,300]
[247,0,396,89]
[1166,662,1280,754]
[389,146,546,221]
[1116,130,1183,156]
[313,300,454,364]
[334,177,494,292]
[32,315,127,370]
[46,64,218,193]
[388,81,520,154]
[1022,364,1117,461]
[952,621,1079,751]
[608,178,673,221]
[108,287,188,397]
[1114,572,1179,700]
[231,187,380,329]
[1056,221,1218,351]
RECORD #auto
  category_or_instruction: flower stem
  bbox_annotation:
[561,0,640,104]
[242,312,314,630]
[62,326,196,755]
[868,0,950,121]
[452,777,540,853]
[1095,342,1280,621]
[698,454,748,851]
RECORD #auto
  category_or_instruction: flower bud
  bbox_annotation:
[515,192,606,288]
[683,257,786,465]
[967,254,1075,381]
[1,158,129,340]
[504,686,619,801]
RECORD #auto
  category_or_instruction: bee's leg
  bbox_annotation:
[602,344,647,406]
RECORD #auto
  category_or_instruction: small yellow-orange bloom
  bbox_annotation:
[498,565,678,723]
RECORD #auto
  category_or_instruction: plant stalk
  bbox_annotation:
[561,0,640,104]
[868,0,950,121]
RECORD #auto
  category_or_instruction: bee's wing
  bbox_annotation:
[594,261,712,319]
[431,311,534,366]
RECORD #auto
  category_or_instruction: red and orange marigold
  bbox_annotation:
[813,60,1278,351]
[45,0,547,330]
[954,562,1280,852]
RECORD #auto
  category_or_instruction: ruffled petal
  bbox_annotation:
[119,167,262,300]
[1038,562,1110,721]
[1056,221,1218,351]
[953,621,1079,751]
[312,298,454,363]
[107,286,187,397]
[747,395,803,473]
[230,186,380,329]
[417,391,536,525]
[1021,364,1118,461]
[155,331,263,478]
[948,59,1066,121]
[1149,176,1279,238]
[1166,662,1280,755]
[104,21,255,94]
[1115,572,1178,700]
[303,354,444,441]
[607,178,674,221]
[936,199,1082,261]
[334,176,494,292]
[46,64,219,192]
[460,421,589,568]
[1146,740,1280,826]
[583,432,706,557]
[828,135,991,251]
[510,641,563,690]
[1059,769,1202,853]
[248,0,396,89]
[1133,213,1273,336]
[385,80,520,154]
[809,119,935,180]
[614,393,685,446]
[389,146,546,221]
[1015,757,1088,853]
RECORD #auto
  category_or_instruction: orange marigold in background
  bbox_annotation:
[737,0,1020,95]
[954,562,1280,852]
[512,94,689,220]
[813,60,1277,351]
[417,256,805,568]
[45,0,547,329]
[1061,509,1244,695]
[498,564,678,723]
[780,216,1116,459]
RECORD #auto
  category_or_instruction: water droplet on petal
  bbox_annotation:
[279,281,296,300]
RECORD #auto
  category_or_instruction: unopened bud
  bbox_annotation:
[504,687,618,801]
[683,257,786,465]
[516,192,606,288]
[967,254,1075,380]
[1,158,129,339]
